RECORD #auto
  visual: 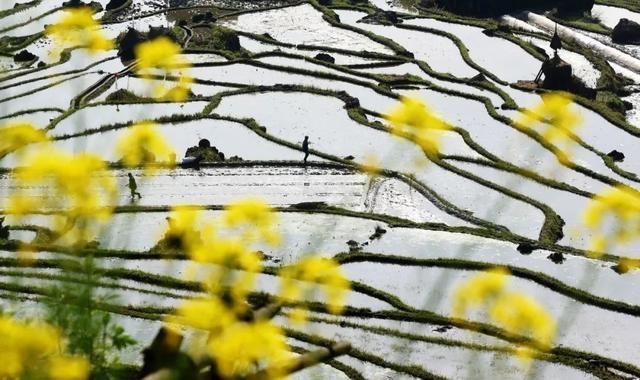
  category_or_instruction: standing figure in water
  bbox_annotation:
[302,136,310,165]
[128,172,142,200]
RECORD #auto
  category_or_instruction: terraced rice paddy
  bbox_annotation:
[2,0,640,378]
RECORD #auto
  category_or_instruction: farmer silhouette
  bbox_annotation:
[128,173,142,200]
[302,136,310,164]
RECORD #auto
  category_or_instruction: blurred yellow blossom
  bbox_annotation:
[616,257,640,274]
[223,198,281,246]
[452,268,508,318]
[152,75,194,102]
[583,185,640,257]
[135,37,186,72]
[0,315,89,379]
[280,256,350,320]
[165,197,350,377]
[515,92,582,161]
[490,293,556,358]
[46,7,113,53]
[134,37,193,103]
[49,356,91,380]
[208,320,289,378]
[190,238,263,306]
[162,205,206,252]
[170,298,237,333]
[452,269,555,363]
[385,96,451,158]
[6,149,116,244]
[360,152,382,176]
[116,121,175,170]
[0,122,48,157]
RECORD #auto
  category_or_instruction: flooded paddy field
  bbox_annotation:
[2,0,640,378]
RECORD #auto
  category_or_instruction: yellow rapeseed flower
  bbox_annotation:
[48,356,91,380]
[134,37,193,102]
[46,7,113,53]
[161,205,206,253]
[223,198,281,246]
[190,238,263,306]
[170,298,237,333]
[582,185,640,257]
[6,148,117,244]
[135,37,186,72]
[279,256,350,320]
[208,320,289,378]
[515,92,582,161]
[452,268,509,318]
[452,270,556,363]
[0,122,48,158]
[152,75,194,102]
[0,316,89,379]
[490,293,556,359]
[385,96,451,158]
[116,121,176,170]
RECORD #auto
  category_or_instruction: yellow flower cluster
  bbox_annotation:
[0,315,89,379]
[452,269,555,362]
[164,199,349,378]
[134,37,193,102]
[6,148,117,244]
[583,185,640,258]
[280,256,350,323]
[162,205,206,252]
[515,92,582,162]
[490,293,556,358]
[164,201,285,377]
[223,198,281,246]
[45,7,113,53]
[452,268,508,318]
[0,122,48,158]
[116,121,176,170]
[208,320,289,378]
[385,96,451,158]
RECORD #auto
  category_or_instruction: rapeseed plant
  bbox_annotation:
[0,122,48,158]
[45,8,113,53]
[385,96,451,158]
[134,37,193,102]
[116,121,176,170]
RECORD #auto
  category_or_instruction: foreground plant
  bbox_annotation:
[385,96,451,159]
[515,92,582,163]
[116,121,176,170]
[45,7,113,54]
[152,200,351,379]
[0,122,48,158]
[453,269,556,363]
[134,37,193,102]
[5,148,117,245]
[0,315,89,379]
[583,184,640,260]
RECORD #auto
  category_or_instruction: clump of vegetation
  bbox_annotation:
[596,91,633,115]
[185,138,227,162]
[210,26,241,52]
[62,0,104,12]
[105,88,148,103]
[105,0,129,11]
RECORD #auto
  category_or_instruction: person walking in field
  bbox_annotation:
[128,172,142,200]
[302,136,310,165]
